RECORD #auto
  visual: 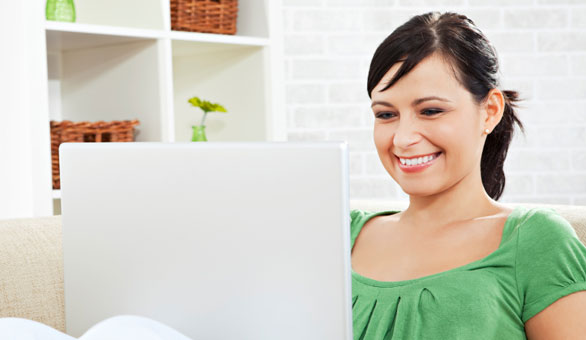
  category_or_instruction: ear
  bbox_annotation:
[482,89,505,133]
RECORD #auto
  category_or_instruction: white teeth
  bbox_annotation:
[399,152,439,166]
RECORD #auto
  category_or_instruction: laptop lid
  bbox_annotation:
[60,142,352,340]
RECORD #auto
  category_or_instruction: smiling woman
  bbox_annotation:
[351,11,586,340]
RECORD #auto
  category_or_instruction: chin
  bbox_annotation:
[398,181,444,197]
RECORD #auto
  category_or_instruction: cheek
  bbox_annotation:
[373,126,393,153]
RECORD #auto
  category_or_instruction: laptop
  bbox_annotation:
[59,142,352,340]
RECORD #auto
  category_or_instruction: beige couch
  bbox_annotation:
[1,200,585,333]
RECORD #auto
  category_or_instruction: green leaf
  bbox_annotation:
[188,96,227,113]
[188,96,202,107]
[211,104,227,112]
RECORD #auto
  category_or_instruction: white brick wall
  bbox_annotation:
[283,0,586,205]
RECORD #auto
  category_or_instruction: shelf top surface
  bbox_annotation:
[45,21,269,52]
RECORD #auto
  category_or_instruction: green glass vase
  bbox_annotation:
[46,0,76,22]
[191,125,208,142]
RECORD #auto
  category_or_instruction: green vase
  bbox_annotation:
[46,0,76,22]
[191,125,208,142]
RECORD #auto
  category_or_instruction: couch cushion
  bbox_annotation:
[0,216,64,332]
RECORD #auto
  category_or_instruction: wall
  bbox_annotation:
[0,0,53,219]
[283,0,586,205]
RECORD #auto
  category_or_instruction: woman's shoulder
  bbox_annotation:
[349,209,400,248]
[513,206,578,240]
[512,205,586,323]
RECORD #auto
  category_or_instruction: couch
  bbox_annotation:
[1,200,585,333]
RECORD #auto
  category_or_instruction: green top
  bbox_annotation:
[350,206,586,340]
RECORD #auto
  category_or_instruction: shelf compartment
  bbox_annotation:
[46,36,167,142]
[172,40,268,142]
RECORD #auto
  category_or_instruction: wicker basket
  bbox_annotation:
[50,120,140,190]
[170,0,238,35]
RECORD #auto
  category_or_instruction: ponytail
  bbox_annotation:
[480,90,525,200]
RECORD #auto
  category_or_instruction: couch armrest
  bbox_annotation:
[0,216,65,332]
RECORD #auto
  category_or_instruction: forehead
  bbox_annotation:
[371,53,463,100]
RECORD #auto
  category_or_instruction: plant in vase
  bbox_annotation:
[188,96,227,142]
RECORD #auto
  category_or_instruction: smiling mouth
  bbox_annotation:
[396,152,442,167]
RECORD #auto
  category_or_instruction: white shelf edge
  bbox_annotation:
[169,31,269,46]
[45,21,269,47]
[52,190,61,199]
[45,20,166,40]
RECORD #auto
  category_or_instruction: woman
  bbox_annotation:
[350,11,586,340]
[2,10,586,340]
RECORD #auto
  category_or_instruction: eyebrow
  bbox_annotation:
[371,96,452,108]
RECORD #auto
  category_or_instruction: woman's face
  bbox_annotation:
[370,53,487,197]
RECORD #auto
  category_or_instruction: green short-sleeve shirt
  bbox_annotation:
[350,206,586,340]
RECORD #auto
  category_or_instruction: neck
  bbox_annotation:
[401,164,503,230]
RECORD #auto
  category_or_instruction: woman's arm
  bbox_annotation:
[525,291,586,340]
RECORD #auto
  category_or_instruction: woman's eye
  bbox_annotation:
[375,112,396,119]
[421,109,443,116]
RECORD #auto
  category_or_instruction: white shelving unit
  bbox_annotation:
[1,0,285,218]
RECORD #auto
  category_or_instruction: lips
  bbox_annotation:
[396,151,442,173]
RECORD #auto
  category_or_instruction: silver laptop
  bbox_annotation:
[59,142,352,340]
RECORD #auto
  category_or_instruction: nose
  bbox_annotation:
[393,116,422,149]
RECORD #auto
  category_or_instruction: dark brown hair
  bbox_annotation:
[367,11,525,201]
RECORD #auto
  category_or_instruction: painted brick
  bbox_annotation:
[329,82,369,103]
[327,34,384,56]
[361,9,417,32]
[486,31,535,53]
[284,35,324,55]
[350,177,397,199]
[459,9,502,30]
[329,128,376,152]
[287,130,327,141]
[535,126,586,147]
[292,105,363,128]
[572,150,586,170]
[283,9,293,32]
[570,55,586,75]
[365,152,390,176]
[571,7,586,28]
[469,0,533,5]
[535,78,586,100]
[504,9,568,29]
[283,0,324,6]
[501,174,535,196]
[517,101,586,125]
[326,0,395,6]
[293,9,362,32]
[501,55,569,77]
[538,32,586,52]
[536,174,586,194]
[397,0,466,6]
[286,83,326,104]
[504,150,571,172]
[536,0,586,4]
[500,79,534,101]
[292,59,363,79]
[350,152,364,175]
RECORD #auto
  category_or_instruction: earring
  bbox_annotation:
[484,128,490,134]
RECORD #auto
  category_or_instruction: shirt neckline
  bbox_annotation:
[351,205,524,288]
